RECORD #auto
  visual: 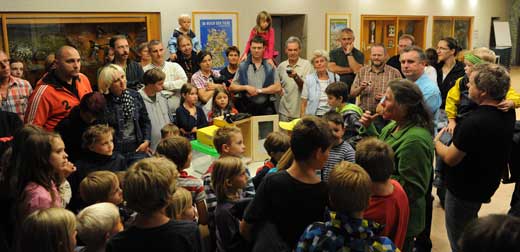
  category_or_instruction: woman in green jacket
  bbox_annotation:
[360,79,434,252]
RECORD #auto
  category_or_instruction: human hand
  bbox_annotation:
[246,86,258,96]
[375,93,384,102]
[359,110,378,127]
[497,100,515,112]
[360,81,370,91]
[434,127,450,145]
[346,43,354,54]
[135,141,151,155]
[169,53,177,61]
[446,119,457,134]
[287,70,297,79]
[267,59,276,68]
[61,161,76,178]
[239,54,247,62]
[279,88,285,96]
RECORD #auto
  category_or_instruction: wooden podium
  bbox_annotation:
[214,115,279,161]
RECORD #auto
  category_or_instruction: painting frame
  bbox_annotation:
[192,11,239,69]
[325,13,351,51]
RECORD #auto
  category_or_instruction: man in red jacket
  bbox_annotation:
[25,45,92,131]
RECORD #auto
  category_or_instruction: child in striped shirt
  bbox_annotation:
[321,111,356,182]
[156,136,208,225]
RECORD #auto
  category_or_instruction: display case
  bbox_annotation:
[432,16,473,50]
[1,12,161,86]
[360,15,427,63]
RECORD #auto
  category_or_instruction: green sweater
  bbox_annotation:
[377,121,434,237]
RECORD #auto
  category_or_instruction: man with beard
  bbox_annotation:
[350,43,401,130]
[25,46,93,131]
[109,35,144,90]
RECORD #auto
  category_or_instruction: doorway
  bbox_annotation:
[271,14,307,63]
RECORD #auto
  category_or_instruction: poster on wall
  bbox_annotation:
[193,11,239,69]
[325,13,351,51]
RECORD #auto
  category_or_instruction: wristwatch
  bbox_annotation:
[347,52,353,57]
[257,88,263,94]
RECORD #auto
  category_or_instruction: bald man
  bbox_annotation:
[25,46,92,131]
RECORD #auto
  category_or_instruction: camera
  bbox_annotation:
[212,75,231,87]
[286,67,293,75]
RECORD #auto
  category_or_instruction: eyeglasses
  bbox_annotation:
[437,47,450,51]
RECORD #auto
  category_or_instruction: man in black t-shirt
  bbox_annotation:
[328,28,364,103]
[434,63,515,252]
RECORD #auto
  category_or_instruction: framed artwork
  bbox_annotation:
[432,16,473,49]
[192,11,239,69]
[454,19,471,49]
[325,13,351,51]
[388,24,395,37]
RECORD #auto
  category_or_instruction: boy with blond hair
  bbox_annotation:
[77,202,123,252]
[297,161,399,252]
[161,123,180,139]
[106,157,201,252]
[167,14,201,61]
[80,170,123,207]
[69,124,126,212]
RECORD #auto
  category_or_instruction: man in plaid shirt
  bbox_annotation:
[0,51,32,120]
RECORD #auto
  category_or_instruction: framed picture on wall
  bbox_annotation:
[325,13,351,51]
[388,25,396,37]
[192,11,239,69]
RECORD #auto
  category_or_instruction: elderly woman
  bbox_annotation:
[360,79,434,252]
[98,64,151,165]
[191,51,225,113]
[300,49,340,117]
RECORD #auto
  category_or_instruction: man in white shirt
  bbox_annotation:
[143,40,188,112]
[277,36,312,122]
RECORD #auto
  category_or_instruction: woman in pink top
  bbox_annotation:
[240,11,278,66]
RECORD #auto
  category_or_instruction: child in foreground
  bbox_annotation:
[297,161,399,252]
[212,157,251,252]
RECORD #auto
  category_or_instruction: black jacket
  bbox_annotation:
[55,106,105,162]
[68,150,127,212]
[436,60,466,108]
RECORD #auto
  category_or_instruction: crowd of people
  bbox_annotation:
[0,9,519,252]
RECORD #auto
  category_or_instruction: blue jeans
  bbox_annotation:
[445,190,482,252]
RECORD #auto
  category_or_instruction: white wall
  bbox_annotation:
[3,0,510,56]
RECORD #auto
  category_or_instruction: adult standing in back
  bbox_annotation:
[143,40,188,116]
[25,46,92,131]
[277,36,312,122]
[328,28,364,103]
[435,63,515,252]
